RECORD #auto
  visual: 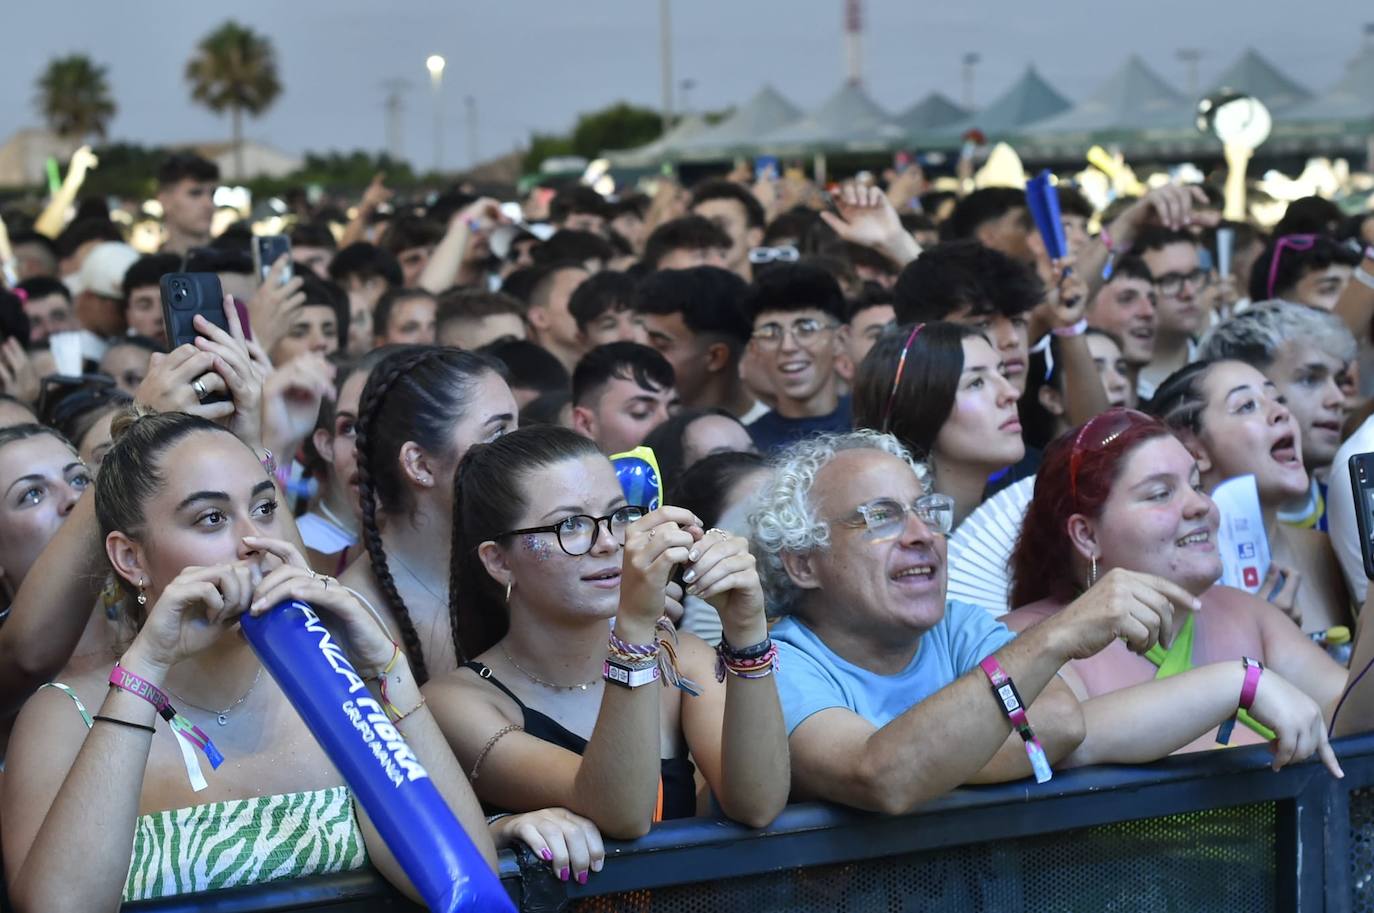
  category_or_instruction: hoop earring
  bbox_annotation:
[505,579,513,603]
[1088,556,1099,589]
[137,579,148,606]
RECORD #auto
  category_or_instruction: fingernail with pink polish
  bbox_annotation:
[539,847,552,861]
[559,867,569,881]
[577,871,588,884]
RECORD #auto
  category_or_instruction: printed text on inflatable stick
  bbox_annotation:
[343,699,430,786]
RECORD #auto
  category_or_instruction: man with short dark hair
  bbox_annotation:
[690,179,766,280]
[642,216,731,272]
[837,285,895,382]
[381,215,444,288]
[269,274,349,365]
[1085,254,1156,402]
[744,264,850,453]
[571,341,680,454]
[479,338,570,408]
[941,187,1034,264]
[122,253,181,348]
[372,288,436,347]
[525,261,590,371]
[532,230,615,273]
[633,266,763,422]
[569,271,641,348]
[14,277,77,345]
[1133,226,1208,399]
[437,288,529,349]
[289,223,338,278]
[156,153,220,255]
[8,231,58,282]
[550,186,610,236]
[329,242,402,356]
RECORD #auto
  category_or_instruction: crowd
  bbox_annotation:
[0,143,1373,909]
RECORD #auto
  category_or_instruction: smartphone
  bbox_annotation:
[160,272,230,403]
[753,155,780,183]
[1348,452,1374,580]
[253,235,292,285]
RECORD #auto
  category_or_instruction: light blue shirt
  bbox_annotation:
[772,601,1017,735]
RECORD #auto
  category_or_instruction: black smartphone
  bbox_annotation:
[253,235,293,285]
[1349,452,1374,580]
[160,272,230,403]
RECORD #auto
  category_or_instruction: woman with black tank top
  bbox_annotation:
[425,426,790,842]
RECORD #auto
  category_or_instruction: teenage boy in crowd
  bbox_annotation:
[642,216,732,272]
[156,153,219,255]
[329,242,403,356]
[372,288,437,347]
[1133,227,1211,400]
[570,342,679,455]
[290,223,338,279]
[690,179,767,280]
[634,266,766,423]
[836,285,896,382]
[1084,254,1156,404]
[525,261,590,372]
[122,254,181,348]
[745,263,851,453]
[569,271,642,348]
[436,288,529,350]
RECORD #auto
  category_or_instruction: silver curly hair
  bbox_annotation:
[749,430,929,616]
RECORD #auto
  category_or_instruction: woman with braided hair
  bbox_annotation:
[340,345,518,683]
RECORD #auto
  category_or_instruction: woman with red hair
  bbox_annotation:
[1002,408,1368,771]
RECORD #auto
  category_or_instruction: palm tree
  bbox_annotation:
[34,54,117,142]
[185,21,282,179]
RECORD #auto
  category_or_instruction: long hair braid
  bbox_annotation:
[354,347,441,684]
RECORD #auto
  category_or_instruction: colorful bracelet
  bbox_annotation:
[375,641,404,721]
[715,637,779,682]
[1217,657,1263,745]
[978,656,1053,784]
[109,664,224,792]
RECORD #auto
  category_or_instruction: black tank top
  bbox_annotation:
[464,661,697,820]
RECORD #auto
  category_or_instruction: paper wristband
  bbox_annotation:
[978,656,1053,784]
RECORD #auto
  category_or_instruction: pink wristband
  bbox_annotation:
[109,665,171,715]
[1238,657,1263,710]
[979,655,1053,784]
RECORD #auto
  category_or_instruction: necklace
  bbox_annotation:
[501,644,598,692]
[316,501,358,538]
[391,551,446,604]
[166,668,263,726]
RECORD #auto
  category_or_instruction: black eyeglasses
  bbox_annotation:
[497,505,647,556]
[1154,268,1210,297]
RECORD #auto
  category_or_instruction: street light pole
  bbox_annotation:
[961,52,981,109]
[426,54,446,174]
[465,95,479,169]
[659,0,674,133]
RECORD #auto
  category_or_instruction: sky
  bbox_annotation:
[3,1,1368,171]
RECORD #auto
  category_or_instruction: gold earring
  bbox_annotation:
[137,579,148,606]
[505,579,513,603]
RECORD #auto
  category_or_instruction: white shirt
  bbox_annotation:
[1326,414,1374,605]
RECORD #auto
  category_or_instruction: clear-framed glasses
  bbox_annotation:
[833,493,955,539]
[1153,267,1211,297]
[751,316,839,351]
[747,244,800,264]
[497,505,647,556]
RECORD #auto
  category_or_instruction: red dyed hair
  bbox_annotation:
[1009,410,1173,607]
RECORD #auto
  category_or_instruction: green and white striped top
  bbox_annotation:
[43,683,368,903]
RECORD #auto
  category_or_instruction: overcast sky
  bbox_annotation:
[3,1,1368,170]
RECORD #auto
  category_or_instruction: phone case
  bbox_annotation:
[1348,453,1374,581]
[160,272,230,404]
[254,235,292,284]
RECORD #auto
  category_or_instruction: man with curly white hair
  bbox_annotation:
[750,430,1190,813]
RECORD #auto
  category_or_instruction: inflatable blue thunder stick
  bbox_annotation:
[1025,169,1069,261]
[241,601,515,913]
[611,445,663,511]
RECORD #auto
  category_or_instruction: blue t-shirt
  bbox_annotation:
[771,601,1016,735]
[748,395,852,455]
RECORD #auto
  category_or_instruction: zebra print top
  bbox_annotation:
[42,683,368,903]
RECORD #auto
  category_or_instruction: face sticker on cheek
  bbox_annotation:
[523,534,553,561]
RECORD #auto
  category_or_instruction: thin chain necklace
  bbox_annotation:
[391,551,446,604]
[316,500,357,537]
[166,668,263,726]
[501,644,598,692]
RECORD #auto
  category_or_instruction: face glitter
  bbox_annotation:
[523,534,554,561]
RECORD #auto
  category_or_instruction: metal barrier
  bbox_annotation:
[114,732,1374,912]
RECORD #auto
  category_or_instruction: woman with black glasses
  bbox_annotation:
[425,426,788,850]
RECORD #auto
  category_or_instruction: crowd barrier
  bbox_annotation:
[100,732,1374,911]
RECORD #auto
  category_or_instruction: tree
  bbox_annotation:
[522,102,663,173]
[34,55,117,142]
[185,21,282,180]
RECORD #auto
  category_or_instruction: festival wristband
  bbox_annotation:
[1217,657,1263,746]
[604,659,661,688]
[1052,319,1088,338]
[109,664,225,792]
[978,656,1053,784]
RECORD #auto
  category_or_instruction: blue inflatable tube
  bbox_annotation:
[241,600,515,913]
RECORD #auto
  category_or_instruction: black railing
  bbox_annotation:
[114,732,1374,912]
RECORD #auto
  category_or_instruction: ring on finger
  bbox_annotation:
[647,528,656,541]
[192,378,209,402]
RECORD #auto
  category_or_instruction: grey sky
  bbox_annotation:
[3,1,1366,170]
